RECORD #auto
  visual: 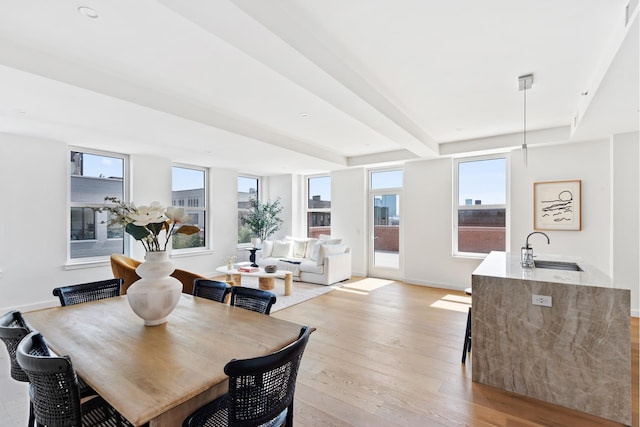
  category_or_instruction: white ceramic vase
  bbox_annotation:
[127,251,183,326]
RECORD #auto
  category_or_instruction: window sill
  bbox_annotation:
[170,249,213,259]
[452,252,489,260]
[65,259,111,270]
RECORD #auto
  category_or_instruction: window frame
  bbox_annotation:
[305,174,331,238]
[453,154,510,258]
[237,175,261,247]
[68,147,129,264]
[171,164,208,253]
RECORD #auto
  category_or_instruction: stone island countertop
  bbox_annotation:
[471,251,630,425]
[472,251,613,288]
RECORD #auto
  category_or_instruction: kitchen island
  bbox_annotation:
[472,251,631,425]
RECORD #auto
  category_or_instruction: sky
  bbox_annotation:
[458,158,506,205]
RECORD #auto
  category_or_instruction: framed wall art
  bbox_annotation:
[533,180,581,231]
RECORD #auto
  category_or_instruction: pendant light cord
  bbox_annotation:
[522,82,528,166]
[523,85,527,150]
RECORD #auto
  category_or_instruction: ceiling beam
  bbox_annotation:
[161,0,438,158]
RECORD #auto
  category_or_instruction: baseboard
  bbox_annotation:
[402,276,468,292]
[2,299,58,314]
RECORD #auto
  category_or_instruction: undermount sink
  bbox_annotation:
[533,260,584,272]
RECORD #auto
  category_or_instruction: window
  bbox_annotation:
[371,169,403,190]
[70,207,95,240]
[454,156,507,255]
[238,176,259,244]
[172,166,206,250]
[306,175,331,238]
[69,150,126,260]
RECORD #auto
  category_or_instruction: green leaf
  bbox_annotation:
[146,222,166,236]
[125,223,151,241]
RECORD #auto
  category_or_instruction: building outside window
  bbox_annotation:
[454,156,507,255]
[238,176,259,244]
[172,166,206,250]
[69,150,126,260]
[306,175,331,238]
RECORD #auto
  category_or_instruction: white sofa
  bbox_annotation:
[255,236,351,286]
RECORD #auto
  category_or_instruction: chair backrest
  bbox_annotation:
[230,286,277,315]
[52,278,123,306]
[0,310,32,382]
[110,254,142,294]
[193,279,232,303]
[17,331,84,426]
[224,325,311,426]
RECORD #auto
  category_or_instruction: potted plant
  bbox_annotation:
[242,197,284,243]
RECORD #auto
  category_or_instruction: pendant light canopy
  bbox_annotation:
[518,74,533,166]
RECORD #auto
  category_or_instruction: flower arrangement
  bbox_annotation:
[224,255,237,269]
[101,197,200,252]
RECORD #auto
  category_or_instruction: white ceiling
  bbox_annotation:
[0,0,637,175]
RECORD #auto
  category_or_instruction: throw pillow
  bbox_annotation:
[304,238,318,258]
[318,234,332,240]
[271,241,292,258]
[261,240,274,258]
[316,244,347,266]
[310,241,323,261]
[291,239,307,258]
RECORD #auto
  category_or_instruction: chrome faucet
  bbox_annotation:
[521,231,550,268]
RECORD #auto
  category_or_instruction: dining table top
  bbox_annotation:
[24,294,305,427]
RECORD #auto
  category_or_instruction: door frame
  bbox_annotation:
[368,188,403,280]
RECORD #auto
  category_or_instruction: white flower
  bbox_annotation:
[165,206,192,224]
[130,204,167,226]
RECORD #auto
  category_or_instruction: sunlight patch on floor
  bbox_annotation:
[334,287,369,295]
[343,278,394,292]
[430,294,472,313]
[441,294,472,304]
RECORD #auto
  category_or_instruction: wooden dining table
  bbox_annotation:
[24,294,305,426]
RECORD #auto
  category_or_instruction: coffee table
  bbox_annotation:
[216,266,293,296]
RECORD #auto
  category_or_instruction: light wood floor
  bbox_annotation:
[273,277,640,427]
[0,278,637,426]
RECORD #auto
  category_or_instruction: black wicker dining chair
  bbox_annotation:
[17,331,133,427]
[0,310,35,426]
[193,279,232,303]
[229,286,277,315]
[52,278,124,306]
[183,325,311,427]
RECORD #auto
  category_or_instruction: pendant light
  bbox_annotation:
[518,74,533,166]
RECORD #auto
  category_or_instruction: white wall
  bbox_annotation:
[403,158,482,288]
[510,140,611,274]
[0,133,234,313]
[611,132,639,316]
[267,174,294,241]
[0,134,72,311]
[331,168,367,276]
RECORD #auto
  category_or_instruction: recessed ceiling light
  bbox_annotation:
[456,127,463,132]
[298,112,309,118]
[78,6,99,19]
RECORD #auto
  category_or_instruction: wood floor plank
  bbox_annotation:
[274,278,639,427]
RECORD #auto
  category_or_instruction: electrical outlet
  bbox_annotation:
[532,294,552,307]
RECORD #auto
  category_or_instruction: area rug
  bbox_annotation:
[230,276,338,312]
